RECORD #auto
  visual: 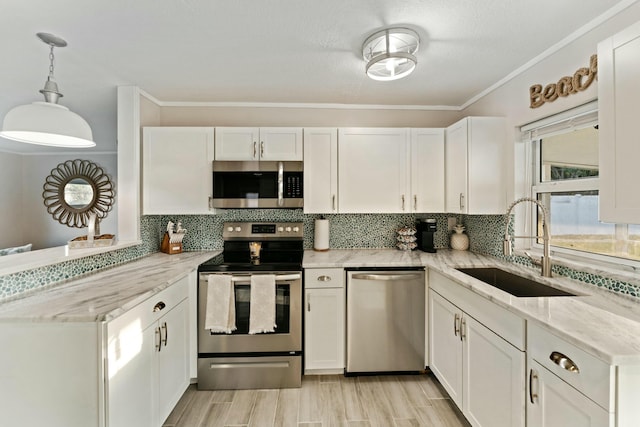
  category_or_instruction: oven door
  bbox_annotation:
[198,272,302,354]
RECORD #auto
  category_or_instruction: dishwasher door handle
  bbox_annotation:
[351,273,422,281]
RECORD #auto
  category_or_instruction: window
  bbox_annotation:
[523,102,640,264]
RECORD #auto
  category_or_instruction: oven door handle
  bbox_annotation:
[229,273,301,283]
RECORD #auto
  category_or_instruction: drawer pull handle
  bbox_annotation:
[317,275,332,282]
[454,313,460,337]
[550,351,580,373]
[153,301,166,312]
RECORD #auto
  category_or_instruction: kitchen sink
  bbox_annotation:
[456,267,576,297]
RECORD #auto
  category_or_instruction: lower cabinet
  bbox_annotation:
[107,275,190,427]
[0,273,192,427]
[528,359,610,426]
[429,271,525,427]
[304,268,345,374]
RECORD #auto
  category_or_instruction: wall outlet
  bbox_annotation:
[447,217,458,231]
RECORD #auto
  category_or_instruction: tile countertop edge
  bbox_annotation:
[303,249,640,366]
[0,251,221,323]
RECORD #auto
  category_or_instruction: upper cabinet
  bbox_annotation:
[142,127,215,215]
[214,127,303,161]
[411,128,445,213]
[338,128,410,213]
[598,21,640,224]
[303,128,338,214]
[445,117,507,214]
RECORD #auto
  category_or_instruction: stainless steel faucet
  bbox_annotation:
[503,197,552,277]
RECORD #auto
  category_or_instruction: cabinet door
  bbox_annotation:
[303,128,338,213]
[463,316,525,427]
[157,299,190,425]
[411,128,445,212]
[598,23,640,224]
[338,128,410,213]
[528,361,611,427]
[215,127,259,160]
[429,291,463,407]
[466,117,507,214]
[445,119,469,213]
[304,287,345,372]
[107,321,156,427]
[260,127,303,161]
[142,127,214,214]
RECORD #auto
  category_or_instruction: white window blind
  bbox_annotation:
[520,100,598,141]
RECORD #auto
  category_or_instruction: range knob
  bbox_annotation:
[227,226,234,232]
[293,226,300,232]
[285,226,292,232]
[278,226,284,232]
[235,226,242,232]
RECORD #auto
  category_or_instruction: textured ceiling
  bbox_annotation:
[0,0,631,153]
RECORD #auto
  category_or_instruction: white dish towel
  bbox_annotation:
[249,274,277,334]
[204,275,236,333]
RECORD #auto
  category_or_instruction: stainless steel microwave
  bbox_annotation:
[212,161,303,208]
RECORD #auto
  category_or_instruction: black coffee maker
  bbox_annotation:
[416,218,437,253]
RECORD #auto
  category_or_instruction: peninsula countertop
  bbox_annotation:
[305,248,640,365]
[0,251,220,323]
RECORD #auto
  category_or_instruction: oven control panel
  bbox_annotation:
[223,222,303,239]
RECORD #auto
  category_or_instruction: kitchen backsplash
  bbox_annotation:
[1,210,638,301]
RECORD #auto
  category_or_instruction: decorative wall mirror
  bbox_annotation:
[42,159,115,228]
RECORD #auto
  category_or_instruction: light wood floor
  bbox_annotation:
[163,373,470,427]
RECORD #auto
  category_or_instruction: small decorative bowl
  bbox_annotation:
[396,235,417,243]
[396,242,417,251]
[397,226,417,236]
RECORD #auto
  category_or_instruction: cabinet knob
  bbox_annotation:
[153,301,166,312]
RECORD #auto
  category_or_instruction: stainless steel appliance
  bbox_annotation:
[197,222,303,390]
[345,268,425,374]
[212,161,303,208]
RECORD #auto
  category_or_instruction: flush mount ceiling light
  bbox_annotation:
[362,27,419,81]
[0,33,95,148]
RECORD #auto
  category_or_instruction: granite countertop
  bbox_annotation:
[0,251,220,323]
[304,248,640,365]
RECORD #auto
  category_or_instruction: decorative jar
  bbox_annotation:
[450,224,469,251]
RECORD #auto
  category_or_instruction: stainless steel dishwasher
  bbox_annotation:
[345,267,425,374]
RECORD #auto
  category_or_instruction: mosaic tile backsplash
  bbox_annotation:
[1,209,639,301]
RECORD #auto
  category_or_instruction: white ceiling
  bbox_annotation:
[0,0,631,153]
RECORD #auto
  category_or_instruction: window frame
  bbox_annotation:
[526,110,640,271]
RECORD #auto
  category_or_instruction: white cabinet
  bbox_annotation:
[142,127,214,214]
[0,274,192,427]
[528,359,610,427]
[304,268,345,373]
[429,270,525,427]
[303,128,338,213]
[214,127,303,161]
[107,275,190,427]
[598,21,640,224]
[445,117,507,214]
[338,128,410,213]
[411,128,445,213]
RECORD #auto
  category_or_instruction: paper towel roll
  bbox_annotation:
[314,219,330,251]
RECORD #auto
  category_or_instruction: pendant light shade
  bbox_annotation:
[362,27,420,81]
[0,33,95,148]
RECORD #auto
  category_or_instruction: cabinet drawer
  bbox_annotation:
[528,322,614,411]
[429,270,525,350]
[109,275,189,336]
[305,268,344,289]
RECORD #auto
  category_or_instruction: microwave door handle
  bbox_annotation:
[277,161,284,207]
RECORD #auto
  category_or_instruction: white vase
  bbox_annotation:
[450,225,469,251]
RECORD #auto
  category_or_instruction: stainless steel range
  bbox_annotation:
[197,222,303,390]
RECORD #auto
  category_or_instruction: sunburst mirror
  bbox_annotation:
[42,159,115,228]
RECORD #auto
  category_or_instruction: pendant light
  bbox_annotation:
[0,33,95,148]
[362,27,420,81]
